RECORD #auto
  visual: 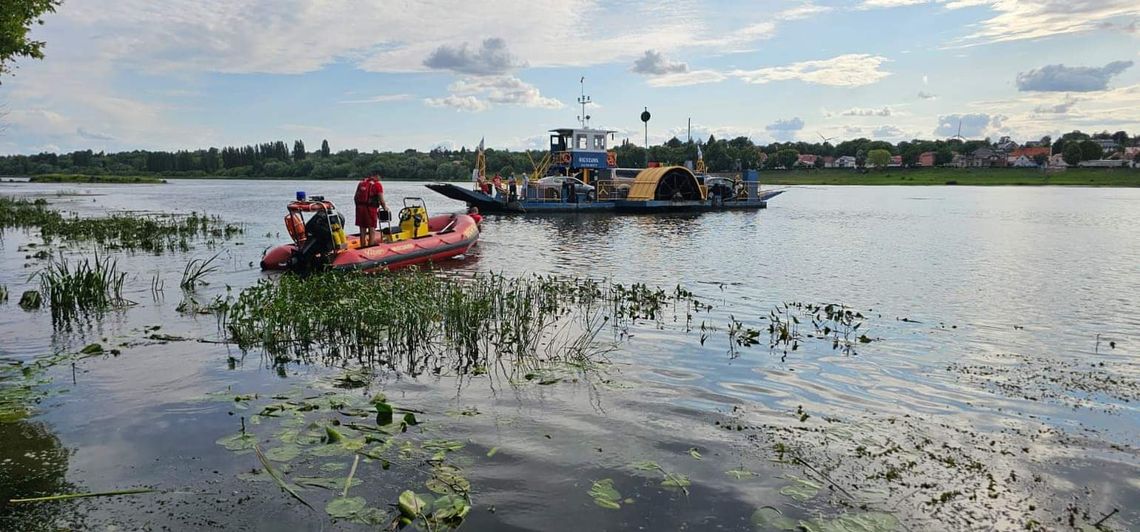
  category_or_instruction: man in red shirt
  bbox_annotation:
[354,174,388,247]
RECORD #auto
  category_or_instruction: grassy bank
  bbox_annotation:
[759,167,1140,187]
[26,174,167,184]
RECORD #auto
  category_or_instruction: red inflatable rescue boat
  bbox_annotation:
[261,196,479,274]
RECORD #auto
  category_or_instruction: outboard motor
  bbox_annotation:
[283,199,346,275]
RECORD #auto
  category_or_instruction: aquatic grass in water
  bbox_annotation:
[33,253,131,325]
[180,253,222,291]
[0,195,243,253]
[225,272,706,375]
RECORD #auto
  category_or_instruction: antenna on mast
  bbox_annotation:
[577,76,592,128]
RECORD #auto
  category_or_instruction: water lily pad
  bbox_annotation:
[426,464,471,495]
[431,494,471,522]
[779,476,821,502]
[216,432,256,452]
[264,444,302,462]
[661,474,691,489]
[726,468,755,480]
[321,462,348,473]
[630,460,660,471]
[589,478,622,510]
[326,496,367,519]
[398,490,430,517]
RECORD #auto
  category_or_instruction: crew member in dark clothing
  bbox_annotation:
[507,178,518,203]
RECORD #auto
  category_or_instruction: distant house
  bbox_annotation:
[1125,147,1140,168]
[1007,147,1050,166]
[1049,154,1068,168]
[1092,139,1120,153]
[957,147,1005,167]
[918,151,936,167]
[995,136,1019,152]
[1010,155,1037,167]
[822,156,836,168]
[797,154,819,167]
[889,155,902,167]
[834,155,857,168]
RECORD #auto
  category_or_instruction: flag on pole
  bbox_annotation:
[697,144,703,161]
[477,137,485,153]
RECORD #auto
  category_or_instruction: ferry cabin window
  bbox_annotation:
[550,135,566,152]
[593,135,606,150]
[576,134,587,150]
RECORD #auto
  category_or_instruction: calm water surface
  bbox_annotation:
[1,179,1137,531]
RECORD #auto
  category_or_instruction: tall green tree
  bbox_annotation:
[1078,140,1103,161]
[867,149,891,169]
[320,139,330,158]
[1062,144,1082,166]
[0,0,61,81]
[292,140,306,161]
[774,149,799,170]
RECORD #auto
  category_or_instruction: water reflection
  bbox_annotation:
[0,420,74,531]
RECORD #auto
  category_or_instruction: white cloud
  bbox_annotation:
[733,54,891,87]
[1016,61,1134,92]
[841,106,895,117]
[338,94,414,105]
[917,91,938,100]
[423,38,524,75]
[646,70,727,87]
[934,113,1005,138]
[872,125,905,138]
[426,76,562,112]
[631,50,688,75]
[424,95,491,112]
[766,117,805,141]
[776,3,834,20]
[953,1,1140,46]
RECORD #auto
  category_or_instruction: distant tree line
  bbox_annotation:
[1,129,1136,179]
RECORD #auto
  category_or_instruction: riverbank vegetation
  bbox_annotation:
[760,167,1140,187]
[27,174,166,184]
[2,129,1134,181]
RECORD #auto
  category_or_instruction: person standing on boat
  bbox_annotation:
[354,173,388,247]
[507,177,518,203]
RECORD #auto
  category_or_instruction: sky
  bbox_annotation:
[1,0,1138,155]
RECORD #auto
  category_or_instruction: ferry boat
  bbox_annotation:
[426,83,783,214]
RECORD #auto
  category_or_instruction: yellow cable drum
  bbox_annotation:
[625,166,706,202]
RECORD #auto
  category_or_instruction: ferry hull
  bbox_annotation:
[425,183,783,214]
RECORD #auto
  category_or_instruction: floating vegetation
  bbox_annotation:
[628,460,690,495]
[0,195,242,253]
[588,478,624,509]
[33,253,131,326]
[208,381,472,529]
[947,353,1139,411]
[0,284,7,302]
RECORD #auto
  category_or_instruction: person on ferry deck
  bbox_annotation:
[507,178,518,203]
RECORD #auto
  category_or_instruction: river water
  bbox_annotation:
[1,179,1138,531]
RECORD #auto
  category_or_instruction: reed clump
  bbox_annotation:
[33,253,130,324]
[226,272,699,375]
